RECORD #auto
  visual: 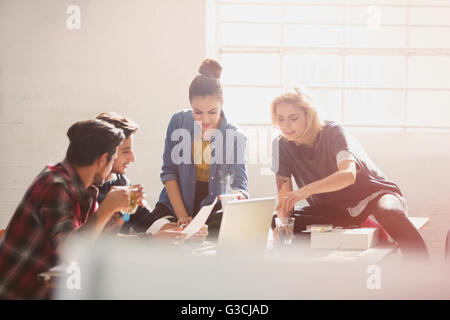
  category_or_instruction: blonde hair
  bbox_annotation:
[270,86,323,147]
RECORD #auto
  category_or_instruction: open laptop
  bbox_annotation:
[215,197,276,253]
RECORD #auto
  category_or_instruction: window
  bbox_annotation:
[211,0,450,128]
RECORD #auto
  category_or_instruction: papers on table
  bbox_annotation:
[182,197,217,239]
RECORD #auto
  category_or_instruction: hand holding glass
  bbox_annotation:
[114,186,141,221]
[275,216,295,246]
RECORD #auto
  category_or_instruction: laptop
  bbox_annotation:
[216,197,276,253]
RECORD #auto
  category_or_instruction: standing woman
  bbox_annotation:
[152,59,248,229]
[271,86,429,261]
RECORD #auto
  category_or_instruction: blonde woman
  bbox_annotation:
[270,87,428,261]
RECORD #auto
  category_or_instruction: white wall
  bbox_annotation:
[0,0,206,227]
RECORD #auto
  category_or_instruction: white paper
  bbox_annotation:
[182,197,217,239]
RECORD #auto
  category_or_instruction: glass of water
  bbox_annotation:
[275,216,295,246]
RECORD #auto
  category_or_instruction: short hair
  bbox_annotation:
[66,119,125,167]
[95,112,139,138]
[270,86,323,147]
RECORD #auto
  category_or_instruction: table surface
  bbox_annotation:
[39,217,430,287]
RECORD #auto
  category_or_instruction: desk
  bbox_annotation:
[263,216,429,265]
[190,230,398,266]
[40,216,431,297]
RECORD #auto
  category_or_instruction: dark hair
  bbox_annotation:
[66,119,125,167]
[188,59,223,104]
[95,112,139,138]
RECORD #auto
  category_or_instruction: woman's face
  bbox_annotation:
[191,95,222,133]
[275,102,307,143]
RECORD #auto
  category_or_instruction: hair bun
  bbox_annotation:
[199,59,222,80]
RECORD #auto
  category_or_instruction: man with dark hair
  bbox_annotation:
[95,112,197,236]
[0,120,140,299]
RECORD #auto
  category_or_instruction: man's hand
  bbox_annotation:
[152,230,187,242]
[102,212,124,235]
[159,223,209,243]
[131,184,145,206]
[188,225,208,243]
[102,187,131,213]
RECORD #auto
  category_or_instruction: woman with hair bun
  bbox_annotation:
[147,59,248,233]
[271,86,429,262]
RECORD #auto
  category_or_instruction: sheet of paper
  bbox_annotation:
[182,197,217,239]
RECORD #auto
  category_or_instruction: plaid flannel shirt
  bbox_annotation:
[0,159,98,299]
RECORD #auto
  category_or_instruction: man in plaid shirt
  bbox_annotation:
[0,119,136,299]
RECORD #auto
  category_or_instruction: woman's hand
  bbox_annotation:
[177,216,193,226]
[237,192,246,200]
[276,186,312,212]
[189,225,209,243]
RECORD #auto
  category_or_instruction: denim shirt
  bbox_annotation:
[158,109,248,217]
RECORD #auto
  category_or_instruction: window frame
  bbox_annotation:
[211,0,450,129]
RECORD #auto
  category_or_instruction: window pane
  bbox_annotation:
[219,23,281,46]
[284,25,343,47]
[345,0,407,4]
[286,0,346,3]
[283,5,344,24]
[283,54,342,87]
[345,56,405,88]
[345,6,406,25]
[345,26,406,48]
[409,0,450,5]
[409,27,450,48]
[344,90,404,125]
[309,89,342,122]
[221,53,280,85]
[407,91,450,126]
[215,1,450,128]
[219,4,282,23]
[220,0,282,3]
[223,87,282,123]
[408,56,450,88]
[410,8,450,26]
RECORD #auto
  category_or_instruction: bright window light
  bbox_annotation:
[211,0,450,128]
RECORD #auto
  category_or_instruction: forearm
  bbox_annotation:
[56,204,115,260]
[165,179,189,220]
[276,175,293,217]
[230,164,249,198]
[306,170,356,196]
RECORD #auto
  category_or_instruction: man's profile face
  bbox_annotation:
[112,135,136,175]
[94,149,118,186]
